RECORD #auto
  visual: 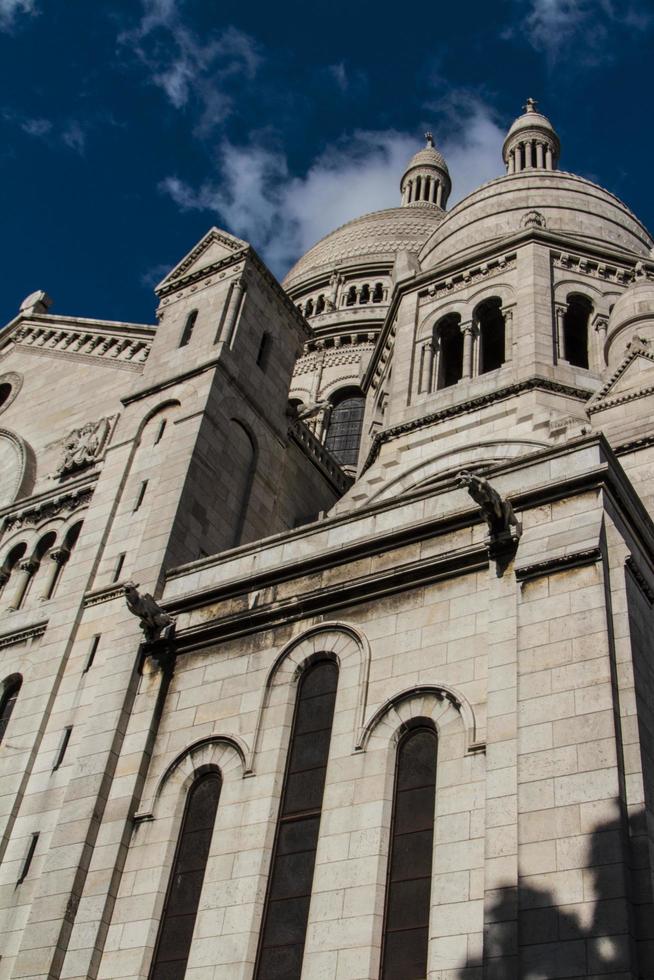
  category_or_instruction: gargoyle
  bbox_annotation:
[124,581,176,645]
[457,471,522,540]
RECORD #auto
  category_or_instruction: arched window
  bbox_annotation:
[477,298,506,374]
[563,295,591,369]
[149,772,221,980]
[373,282,384,303]
[345,286,357,307]
[315,295,325,314]
[255,659,338,980]
[324,388,365,468]
[0,675,22,744]
[0,542,26,599]
[434,314,463,389]
[380,723,438,980]
[179,310,198,348]
[42,521,82,601]
[359,283,370,305]
[0,382,13,410]
[304,299,314,317]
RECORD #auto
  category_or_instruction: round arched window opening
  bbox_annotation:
[324,389,365,468]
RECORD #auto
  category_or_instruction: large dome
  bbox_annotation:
[420,170,653,268]
[283,202,444,290]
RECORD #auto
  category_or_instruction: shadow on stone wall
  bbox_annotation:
[457,805,653,979]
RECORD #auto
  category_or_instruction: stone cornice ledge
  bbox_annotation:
[625,556,654,604]
[172,542,490,652]
[83,581,128,608]
[0,620,48,649]
[515,547,602,583]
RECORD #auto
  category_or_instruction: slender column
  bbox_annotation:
[220,278,245,346]
[508,151,515,174]
[536,141,544,168]
[595,317,609,367]
[555,304,567,361]
[5,559,38,611]
[515,145,522,172]
[0,570,9,598]
[418,341,431,394]
[39,548,70,601]
[430,178,437,203]
[525,140,533,168]
[461,321,474,379]
[502,307,514,362]
[436,182,443,207]
[545,145,553,170]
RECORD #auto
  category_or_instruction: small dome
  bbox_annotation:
[503,98,561,173]
[605,275,654,363]
[400,133,451,209]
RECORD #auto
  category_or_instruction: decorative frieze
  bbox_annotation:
[3,484,94,532]
[13,324,151,369]
[420,253,517,302]
[552,250,648,285]
[0,620,47,649]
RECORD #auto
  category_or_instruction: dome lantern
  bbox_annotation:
[400,132,451,210]
[502,98,560,174]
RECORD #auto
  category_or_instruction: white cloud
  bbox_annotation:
[20,117,51,137]
[0,0,36,32]
[159,96,505,279]
[119,1,260,132]
[2,109,87,152]
[62,121,86,155]
[508,0,652,64]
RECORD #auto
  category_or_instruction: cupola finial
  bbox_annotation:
[424,131,434,147]
[400,133,451,209]
[523,97,538,113]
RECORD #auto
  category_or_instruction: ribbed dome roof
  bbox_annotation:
[404,144,449,174]
[506,109,556,140]
[283,202,444,289]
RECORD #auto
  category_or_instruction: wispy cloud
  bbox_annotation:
[0,0,37,32]
[159,95,505,279]
[506,0,653,65]
[119,0,260,134]
[2,108,87,154]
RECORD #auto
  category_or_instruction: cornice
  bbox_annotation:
[83,581,128,608]
[0,620,47,649]
[515,547,602,582]
[0,473,97,532]
[625,556,654,604]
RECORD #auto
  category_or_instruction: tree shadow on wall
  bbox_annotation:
[458,806,654,979]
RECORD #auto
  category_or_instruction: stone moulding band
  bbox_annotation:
[515,547,602,582]
[0,620,48,649]
[83,581,129,608]
[625,556,654,604]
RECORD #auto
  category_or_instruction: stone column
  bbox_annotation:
[220,278,245,346]
[508,151,515,174]
[430,178,438,203]
[555,304,567,361]
[0,569,10,599]
[545,145,553,169]
[536,141,544,168]
[525,140,533,168]
[436,181,443,207]
[503,306,514,362]
[5,559,38,611]
[595,316,608,367]
[39,548,70,601]
[461,321,474,379]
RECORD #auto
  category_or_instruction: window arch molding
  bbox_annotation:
[359,683,482,753]
[247,622,371,773]
[0,673,23,745]
[0,372,23,415]
[136,733,248,822]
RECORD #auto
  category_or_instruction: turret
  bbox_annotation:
[502,98,560,173]
[400,132,451,209]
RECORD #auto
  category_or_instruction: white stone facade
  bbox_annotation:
[0,102,654,980]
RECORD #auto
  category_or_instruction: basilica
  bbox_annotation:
[0,99,653,979]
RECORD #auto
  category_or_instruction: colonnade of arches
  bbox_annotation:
[297,281,387,318]
[0,519,83,613]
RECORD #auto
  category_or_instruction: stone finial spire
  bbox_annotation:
[503,99,560,174]
[400,133,451,210]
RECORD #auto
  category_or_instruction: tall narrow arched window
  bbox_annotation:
[477,297,506,374]
[359,283,370,305]
[0,675,22,744]
[255,659,338,980]
[324,388,365,468]
[149,772,221,980]
[563,295,591,369]
[179,309,198,348]
[380,723,438,980]
[434,314,463,389]
[315,294,325,314]
[373,282,384,303]
[346,285,357,306]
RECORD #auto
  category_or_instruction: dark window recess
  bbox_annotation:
[373,282,384,303]
[149,773,221,980]
[133,480,148,512]
[359,283,370,304]
[17,832,39,885]
[53,726,72,771]
[477,298,506,374]
[154,419,167,445]
[179,310,198,348]
[304,299,314,317]
[324,394,365,468]
[112,553,126,583]
[380,725,438,980]
[84,635,100,673]
[315,295,325,314]
[254,660,338,980]
[0,382,12,410]
[563,295,591,369]
[0,676,22,744]
[435,315,463,389]
[257,332,272,370]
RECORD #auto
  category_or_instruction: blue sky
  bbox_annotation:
[0,0,652,326]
